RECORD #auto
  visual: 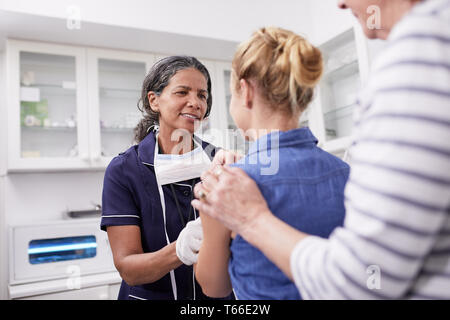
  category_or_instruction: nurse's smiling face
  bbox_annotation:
[148,68,209,135]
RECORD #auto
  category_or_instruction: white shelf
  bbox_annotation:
[99,87,141,99]
[323,60,359,82]
[21,126,77,133]
[100,87,140,93]
[324,103,355,121]
[311,26,369,159]
[20,84,77,97]
[100,127,134,133]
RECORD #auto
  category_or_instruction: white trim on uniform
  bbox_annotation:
[102,215,141,219]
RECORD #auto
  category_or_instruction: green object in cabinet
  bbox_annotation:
[20,99,48,127]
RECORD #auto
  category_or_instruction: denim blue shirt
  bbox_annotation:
[228,128,349,300]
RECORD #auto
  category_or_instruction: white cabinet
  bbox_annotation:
[8,218,121,300]
[6,40,155,171]
[17,285,112,300]
[309,26,371,158]
[7,40,90,171]
[86,49,154,168]
[11,276,122,300]
[6,42,235,171]
[193,57,223,145]
[210,62,230,135]
[209,62,248,154]
[10,38,365,168]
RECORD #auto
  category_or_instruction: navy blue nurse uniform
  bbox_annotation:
[101,131,229,300]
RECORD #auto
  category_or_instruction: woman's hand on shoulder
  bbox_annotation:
[212,149,243,166]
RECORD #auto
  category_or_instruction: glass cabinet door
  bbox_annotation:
[97,59,147,157]
[318,28,361,143]
[191,58,218,146]
[7,40,90,171]
[87,49,153,165]
[19,52,79,158]
[221,68,249,155]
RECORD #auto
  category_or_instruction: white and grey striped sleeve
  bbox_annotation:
[290,1,450,299]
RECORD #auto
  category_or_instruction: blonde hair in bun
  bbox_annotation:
[232,26,323,114]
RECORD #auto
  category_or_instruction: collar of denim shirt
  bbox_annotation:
[246,127,319,157]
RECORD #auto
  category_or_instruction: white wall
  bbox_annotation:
[366,39,387,65]
[0,51,6,176]
[305,0,387,65]
[5,172,104,226]
[306,0,354,45]
[0,0,314,43]
[0,10,239,62]
[305,0,387,62]
[0,0,378,50]
[0,46,8,299]
[0,176,6,299]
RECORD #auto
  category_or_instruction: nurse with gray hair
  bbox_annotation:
[193,0,450,299]
[101,56,234,300]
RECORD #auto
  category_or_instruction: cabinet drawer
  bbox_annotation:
[17,285,110,300]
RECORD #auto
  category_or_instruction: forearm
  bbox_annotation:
[117,242,182,286]
[195,246,232,297]
[195,213,233,297]
[241,209,309,281]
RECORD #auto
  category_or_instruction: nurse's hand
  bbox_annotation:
[176,218,203,265]
[192,165,271,237]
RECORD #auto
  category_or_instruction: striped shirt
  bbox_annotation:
[290,0,450,299]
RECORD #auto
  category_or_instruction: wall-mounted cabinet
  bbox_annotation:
[86,49,154,168]
[7,41,89,171]
[0,51,8,177]
[213,63,248,155]
[6,40,155,171]
[5,28,369,171]
[6,42,235,172]
[309,25,371,157]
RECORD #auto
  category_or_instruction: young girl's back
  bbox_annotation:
[230,128,349,299]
